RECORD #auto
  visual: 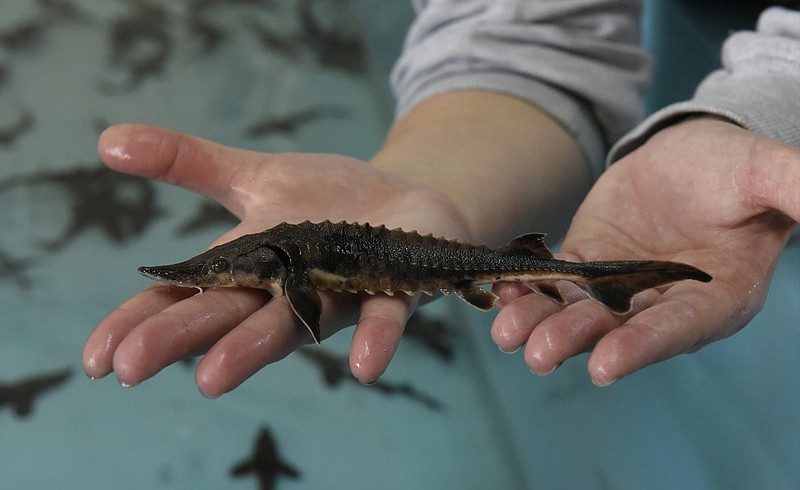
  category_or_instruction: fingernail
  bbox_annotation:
[357,376,379,386]
[531,362,561,376]
[199,389,220,400]
[592,377,618,387]
[497,344,520,355]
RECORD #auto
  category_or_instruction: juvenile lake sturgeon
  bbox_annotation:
[139,221,712,344]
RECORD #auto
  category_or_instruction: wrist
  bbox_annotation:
[371,90,591,245]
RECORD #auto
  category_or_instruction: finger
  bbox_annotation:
[492,282,533,308]
[109,288,269,387]
[741,139,800,222]
[521,300,623,375]
[194,297,305,398]
[521,288,660,375]
[491,278,603,354]
[349,293,418,384]
[490,289,563,354]
[97,124,258,214]
[82,285,197,379]
[195,291,362,397]
[587,288,750,386]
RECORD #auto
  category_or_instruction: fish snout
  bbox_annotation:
[138,263,203,286]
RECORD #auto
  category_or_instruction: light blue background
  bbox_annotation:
[1,1,797,489]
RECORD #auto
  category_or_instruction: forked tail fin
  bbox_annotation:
[577,261,712,314]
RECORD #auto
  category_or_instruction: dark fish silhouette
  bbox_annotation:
[246,18,306,60]
[403,312,456,362]
[230,426,300,490]
[245,106,349,138]
[0,249,33,289]
[297,0,365,73]
[0,63,9,89]
[99,1,173,93]
[185,11,225,56]
[0,164,164,251]
[139,221,712,344]
[246,3,366,73]
[297,347,443,411]
[0,368,73,418]
[35,0,93,24]
[175,200,239,236]
[0,20,46,52]
[0,0,91,52]
[0,110,35,147]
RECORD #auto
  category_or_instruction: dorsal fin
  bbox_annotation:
[500,233,553,258]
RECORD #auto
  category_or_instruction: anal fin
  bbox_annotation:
[285,268,323,344]
[455,286,498,311]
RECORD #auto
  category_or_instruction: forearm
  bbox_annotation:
[372,0,650,244]
[371,90,591,246]
[392,0,649,175]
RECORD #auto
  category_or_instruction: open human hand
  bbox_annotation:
[82,124,470,395]
[492,117,800,386]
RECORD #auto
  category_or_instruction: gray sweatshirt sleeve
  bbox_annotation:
[609,7,800,163]
[390,0,650,175]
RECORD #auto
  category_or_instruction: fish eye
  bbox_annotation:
[211,257,230,273]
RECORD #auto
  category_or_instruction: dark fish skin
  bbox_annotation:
[138,221,713,344]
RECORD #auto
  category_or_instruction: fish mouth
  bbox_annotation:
[138,264,201,286]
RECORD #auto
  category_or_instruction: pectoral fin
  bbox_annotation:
[285,269,323,344]
[455,286,498,311]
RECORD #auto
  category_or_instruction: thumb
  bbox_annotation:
[97,124,255,214]
[742,137,800,223]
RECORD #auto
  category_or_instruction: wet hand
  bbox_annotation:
[491,117,799,385]
[82,124,470,395]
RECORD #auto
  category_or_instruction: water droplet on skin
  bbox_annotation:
[105,143,133,162]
